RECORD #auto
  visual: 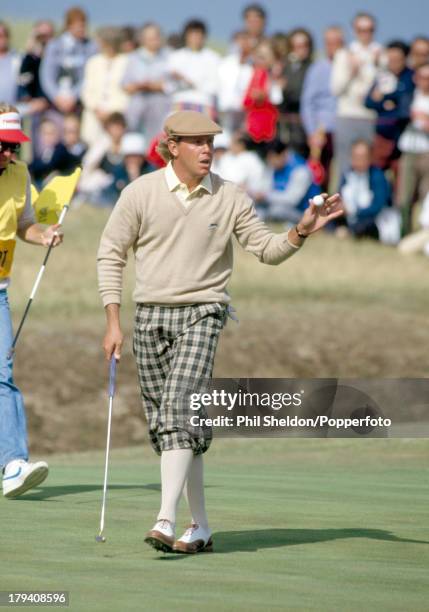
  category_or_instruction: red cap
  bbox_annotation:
[0,112,31,143]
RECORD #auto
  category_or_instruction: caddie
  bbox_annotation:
[97,110,343,553]
[0,104,63,498]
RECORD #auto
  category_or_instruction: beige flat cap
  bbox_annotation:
[164,111,222,137]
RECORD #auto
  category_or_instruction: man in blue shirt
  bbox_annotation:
[365,40,415,171]
[300,26,345,190]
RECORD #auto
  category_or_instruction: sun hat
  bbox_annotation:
[0,111,31,143]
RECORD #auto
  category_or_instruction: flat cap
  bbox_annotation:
[164,111,222,137]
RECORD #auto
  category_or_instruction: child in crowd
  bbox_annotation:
[29,117,75,187]
[79,112,128,206]
[63,113,87,166]
[120,132,155,181]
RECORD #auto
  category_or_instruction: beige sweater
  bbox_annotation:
[97,168,301,306]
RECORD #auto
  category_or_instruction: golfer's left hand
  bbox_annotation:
[41,224,64,247]
[298,193,345,236]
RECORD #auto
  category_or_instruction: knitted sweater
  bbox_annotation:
[97,168,301,306]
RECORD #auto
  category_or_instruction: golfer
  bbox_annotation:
[0,104,63,498]
[97,110,343,553]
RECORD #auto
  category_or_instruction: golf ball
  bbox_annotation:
[313,195,325,207]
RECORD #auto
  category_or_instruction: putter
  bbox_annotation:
[96,356,117,543]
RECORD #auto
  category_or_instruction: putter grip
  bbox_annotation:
[109,357,117,397]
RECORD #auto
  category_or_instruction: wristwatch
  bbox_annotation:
[295,226,308,239]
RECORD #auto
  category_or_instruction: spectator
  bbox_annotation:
[409,36,429,71]
[79,112,127,206]
[120,26,138,54]
[122,23,171,145]
[271,33,289,89]
[278,28,314,157]
[214,132,266,195]
[120,133,155,181]
[63,113,87,166]
[168,20,220,116]
[397,63,429,235]
[254,138,320,223]
[211,132,231,174]
[29,118,75,187]
[80,27,129,144]
[217,31,253,133]
[17,20,55,117]
[40,7,97,119]
[242,4,267,47]
[398,190,429,255]
[365,41,414,173]
[243,41,283,143]
[301,26,345,190]
[271,32,289,70]
[166,33,183,51]
[0,21,21,106]
[331,12,382,177]
[339,140,394,240]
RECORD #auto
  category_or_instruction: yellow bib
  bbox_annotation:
[0,239,16,278]
[0,160,28,278]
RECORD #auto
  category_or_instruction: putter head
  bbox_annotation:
[95,534,106,543]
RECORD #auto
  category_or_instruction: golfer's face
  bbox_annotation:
[177,136,214,177]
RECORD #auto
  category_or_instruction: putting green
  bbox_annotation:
[1,439,428,611]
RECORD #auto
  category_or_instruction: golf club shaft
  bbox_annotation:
[99,394,114,535]
[8,205,69,357]
[98,357,117,536]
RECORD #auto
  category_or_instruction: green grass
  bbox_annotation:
[1,440,428,612]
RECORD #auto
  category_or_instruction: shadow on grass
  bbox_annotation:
[14,483,161,501]
[214,528,429,551]
[158,528,429,560]
[15,483,217,502]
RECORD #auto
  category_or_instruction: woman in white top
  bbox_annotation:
[331,12,382,177]
[80,27,129,144]
[168,20,220,117]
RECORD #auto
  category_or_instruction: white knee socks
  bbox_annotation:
[156,450,209,530]
[184,454,209,530]
[157,449,193,525]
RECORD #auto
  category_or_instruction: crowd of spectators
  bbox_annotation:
[2,4,429,253]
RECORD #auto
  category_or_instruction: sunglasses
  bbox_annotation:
[0,141,21,153]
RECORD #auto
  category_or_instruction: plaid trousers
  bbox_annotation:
[133,303,227,455]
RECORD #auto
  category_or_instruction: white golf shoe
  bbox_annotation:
[3,459,49,498]
[144,519,175,553]
[173,523,213,553]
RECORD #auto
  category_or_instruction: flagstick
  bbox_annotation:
[8,204,70,359]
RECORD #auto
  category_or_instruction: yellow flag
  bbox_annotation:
[32,167,81,224]
[30,184,39,205]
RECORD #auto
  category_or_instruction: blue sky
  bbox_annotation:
[3,0,428,48]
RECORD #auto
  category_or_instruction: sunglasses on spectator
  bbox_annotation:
[0,141,21,153]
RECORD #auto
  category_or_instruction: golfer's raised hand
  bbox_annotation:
[41,224,63,247]
[298,193,345,236]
